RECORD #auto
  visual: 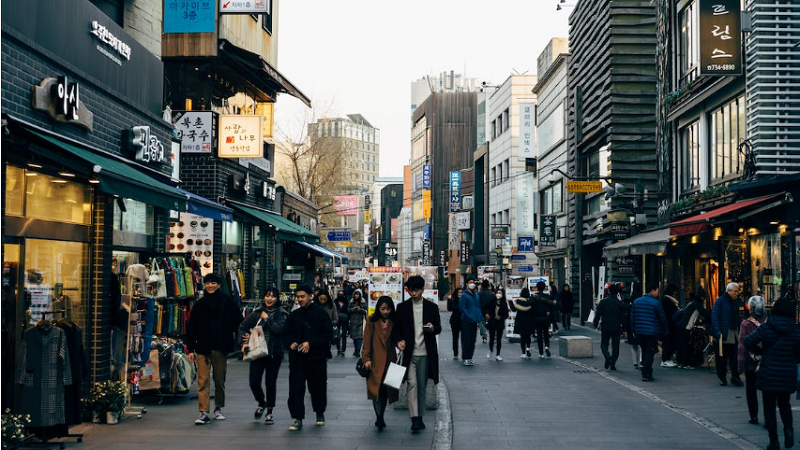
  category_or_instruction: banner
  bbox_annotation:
[333,195,359,216]
[518,102,536,160]
[218,115,263,158]
[164,0,216,33]
[539,215,556,247]
[515,171,535,235]
[699,0,742,76]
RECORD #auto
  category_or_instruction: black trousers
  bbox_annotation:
[745,371,759,420]
[488,324,503,354]
[249,355,283,408]
[661,326,676,362]
[451,321,461,357]
[461,320,478,360]
[534,322,550,355]
[287,355,327,420]
[600,330,621,367]
[519,333,532,354]
[675,328,691,366]
[561,311,571,330]
[715,342,740,381]
[337,322,348,353]
[639,335,659,379]
[763,391,793,441]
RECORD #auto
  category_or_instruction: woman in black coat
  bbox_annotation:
[483,287,510,361]
[675,292,711,367]
[560,284,575,330]
[744,297,800,450]
[511,288,535,358]
[334,291,349,356]
[447,287,464,360]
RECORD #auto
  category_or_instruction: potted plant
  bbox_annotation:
[88,381,126,424]
[1,409,31,449]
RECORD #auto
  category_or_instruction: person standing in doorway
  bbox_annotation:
[484,287,510,361]
[186,273,243,425]
[459,277,482,366]
[560,284,575,330]
[392,275,441,433]
[594,283,626,370]
[712,282,745,387]
[630,282,668,382]
[285,285,333,431]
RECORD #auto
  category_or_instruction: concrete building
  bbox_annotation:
[411,71,481,122]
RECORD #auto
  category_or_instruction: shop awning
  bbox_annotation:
[25,129,187,211]
[603,228,672,257]
[326,248,349,265]
[230,204,320,243]
[177,188,233,222]
[218,40,311,107]
[669,194,786,236]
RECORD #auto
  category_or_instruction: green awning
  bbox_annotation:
[231,204,320,244]
[27,130,187,211]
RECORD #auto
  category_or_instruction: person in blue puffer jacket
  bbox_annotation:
[744,296,800,450]
[459,278,483,367]
[630,282,668,382]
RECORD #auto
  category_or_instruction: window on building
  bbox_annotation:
[711,94,746,181]
[540,181,563,215]
[261,0,273,34]
[491,167,497,185]
[680,120,701,191]
[503,159,510,181]
[503,108,510,133]
[491,121,497,140]
[498,164,503,183]
[678,1,699,87]
[498,115,504,135]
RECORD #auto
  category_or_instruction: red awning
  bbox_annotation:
[669,194,783,236]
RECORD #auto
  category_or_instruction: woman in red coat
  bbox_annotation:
[361,296,399,430]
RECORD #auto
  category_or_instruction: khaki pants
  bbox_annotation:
[197,351,228,412]
[407,355,429,418]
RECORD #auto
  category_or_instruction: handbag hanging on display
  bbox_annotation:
[150,259,168,299]
[181,259,194,298]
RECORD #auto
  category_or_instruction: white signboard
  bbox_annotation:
[518,102,536,160]
[170,213,214,275]
[218,115,263,158]
[516,171,536,236]
[368,267,403,314]
[596,266,606,306]
[219,0,270,14]
[536,102,565,155]
[174,111,213,154]
[455,211,471,230]
[448,214,460,251]
[403,266,439,305]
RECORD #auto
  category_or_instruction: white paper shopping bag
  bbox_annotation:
[382,353,406,390]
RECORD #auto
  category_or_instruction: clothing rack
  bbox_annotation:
[122,277,146,420]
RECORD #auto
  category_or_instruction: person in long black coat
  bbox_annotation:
[594,283,627,370]
[511,288,536,358]
[446,287,464,360]
[483,287,510,361]
[744,297,800,450]
[560,284,575,330]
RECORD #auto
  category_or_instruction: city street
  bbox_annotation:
[63,312,780,450]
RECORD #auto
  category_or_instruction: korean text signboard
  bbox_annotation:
[327,231,351,242]
[218,115,263,158]
[174,111,214,154]
[699,0,742,76]
[333,196,358,216]
[518,102,535,160]
[422,164,431,189]
[539,215,556,247]
[490,225,509,240]
[220,0,270,14]
[368,267,403,314]
[164,0,216,33]
[449,171,461,212]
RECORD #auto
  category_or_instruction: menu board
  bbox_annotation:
[367,267,403,315]
[169,212,214,275]
[403,266,439,304]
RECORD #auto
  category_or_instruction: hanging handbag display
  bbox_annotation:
[243,319,269,361]
[181,259,194,298]
[150,260,168,299]
[163,259,177,298]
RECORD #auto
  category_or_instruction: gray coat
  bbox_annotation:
[16,323,73,427]
[348,292,368,339]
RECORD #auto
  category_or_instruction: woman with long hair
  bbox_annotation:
[361,296,399,430]
[484,287,510,361]
[238,288,288,424]
[511,288,535,358]
[334,291,349,356]
[316,290,339,350]
[348,289,368,356]
[447,287,464,360]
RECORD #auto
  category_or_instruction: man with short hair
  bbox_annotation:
[631,282,668,382]
[711,282,744,386]
[594,283,626,370]
[459,277,482,366]
[393,275,441,433]
[186,273,243,425]
[285,285,333,431]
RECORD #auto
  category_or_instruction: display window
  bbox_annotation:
[750,234,781,305]
[5,165,91,224]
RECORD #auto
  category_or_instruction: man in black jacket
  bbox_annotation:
[285,285,333,431]
[594,283,626,370]
[186,273,243,425]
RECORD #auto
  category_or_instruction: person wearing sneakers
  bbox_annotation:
[511,288,535,358]
[484,287,510,361]
[531,281,554,358]
[285,285,334,431]
[238,288,288,425]
[594,283,626,370]
[186,273,243,425]
[630,282,668,382]
[459,277,483,366]
[660,284,680,369]
[392,275,441,433]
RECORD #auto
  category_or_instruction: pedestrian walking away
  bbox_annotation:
[660,284,680,368]
[185,273,243,425]
[630,282,668,381]
[447,287,464,360]
[594,283,626,370]
[459,277,482,366]
[560,284,575,330]
[361,296,399,431]
[316,290,339,351]
[624,291,642,369]
[477,279,494,343]
[744,296,800,450]
[392,275,441,433]
[484,287,510,361]
[712,282,745,387]
[511,288,535,358]
[348,289,368,357]
[738,295,767,426]
[285,285,334,431]
[238,288,288,424]
[550,282,560,333]
[675,289,711,368]
[530,281,554,358]
[334,291,349,356]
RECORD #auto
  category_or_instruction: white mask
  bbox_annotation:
[496,293,503,299]
[467,283,476,291]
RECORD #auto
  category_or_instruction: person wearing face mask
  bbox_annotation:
[361,296,399,430]
[459,278,483,366]
[447,287,465,360]
[348,290,368,357]
[738,295,767,426]
[483,288,510,361]
[238,288,289,424]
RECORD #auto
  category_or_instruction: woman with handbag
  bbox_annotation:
[238,288,288,424]
[361,296,399,430]
[348,290,368,357]
[334,291,349,356]
[510,288,535,358]
[675,291,711,368]
[739,295,767,426]
[447,287,464,360]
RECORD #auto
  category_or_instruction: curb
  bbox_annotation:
[432,374,452,450]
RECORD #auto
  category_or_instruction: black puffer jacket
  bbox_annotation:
[744,316,800,393]
[286,303,334,361]
[185,290,242,355]
[531,293,554,324]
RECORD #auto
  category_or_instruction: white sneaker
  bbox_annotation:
[496,355,503,361]
[195,412,211,425]
[538,354,545,359]
[521,353,527,359]
[487,351,492,359]
[661,361,677,368]
[213,408,226,420]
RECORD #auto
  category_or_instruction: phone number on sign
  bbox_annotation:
[706,64,737,71]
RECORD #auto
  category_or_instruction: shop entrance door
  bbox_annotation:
[3,242,21,410]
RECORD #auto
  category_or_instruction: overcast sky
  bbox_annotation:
[274,0,571,178]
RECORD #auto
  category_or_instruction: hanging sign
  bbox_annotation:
[164,0,217,33]
[539,215,556,247]
[449,171,461,212]
[174,111,214,154]
[219,0,270,14]
[699,0,742,76]
[218,115,263,158]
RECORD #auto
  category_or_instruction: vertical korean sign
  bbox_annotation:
[699,0,742,76]
[173,111,214,154]
[539,215,556,247]
[518,102,536,160]
[422,164,431,189]
[449,171,461,212]
[515,171,535,235]
[164,0,216,33]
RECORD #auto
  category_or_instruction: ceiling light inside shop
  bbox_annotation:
[58,171,75,177]
[691,235,699,244]
[25,172,38,177]
[51,179,67,184]
[28,163,43,169]
[89,179,100,184]
[769,221,779,225]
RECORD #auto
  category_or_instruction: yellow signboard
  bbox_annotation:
[422,190,431,219]
[337,241,353,247]
[365,210,371,223]
[566,180,603,193]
